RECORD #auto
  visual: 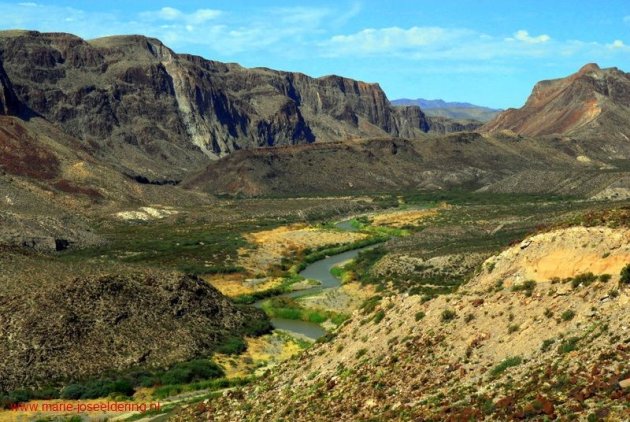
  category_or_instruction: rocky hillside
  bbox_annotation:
[0,261,266,392]
[184,133,592,196]
[179,225,630,421]
[0,30,459,181]
[483,63,630,140]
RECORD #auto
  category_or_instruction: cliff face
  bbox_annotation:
[483,63,630,138]
[0,31,439,179]
[0,59,19,115]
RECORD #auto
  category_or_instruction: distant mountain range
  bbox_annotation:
[391,98,502,122]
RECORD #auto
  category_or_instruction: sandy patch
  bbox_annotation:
[480,226,630,287]
[370,205,445,228]
[115,206,178,221]
[203,274,283,297]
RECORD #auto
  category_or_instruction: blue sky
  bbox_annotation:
[0,1,629,108]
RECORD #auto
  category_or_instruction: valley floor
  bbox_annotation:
[2,192,630,420]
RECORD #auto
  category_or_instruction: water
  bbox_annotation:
[254,227,374,340]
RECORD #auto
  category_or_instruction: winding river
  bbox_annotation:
[254,220,370,340]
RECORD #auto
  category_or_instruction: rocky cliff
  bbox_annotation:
[483,63,630,139]
[0,30,444,180]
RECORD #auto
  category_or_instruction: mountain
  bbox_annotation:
[483,63,630,139]
[392,98,501,122]
[0,31,474,181]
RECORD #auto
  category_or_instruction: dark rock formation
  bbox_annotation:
[0,30,453,179]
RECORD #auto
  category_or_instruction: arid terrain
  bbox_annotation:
[0,28,629,422]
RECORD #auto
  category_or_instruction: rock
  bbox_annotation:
[0,31,459,179]
[619,378,630,389]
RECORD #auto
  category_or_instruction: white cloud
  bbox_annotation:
[139,7,221,25]
[324,26,473,56]
[609,39,626,49]
[511,30,551,44]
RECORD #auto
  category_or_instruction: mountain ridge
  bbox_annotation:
[0,30,475,181]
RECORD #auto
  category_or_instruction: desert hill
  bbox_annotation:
[483,63,630,140]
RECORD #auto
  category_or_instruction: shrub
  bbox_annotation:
[360,296,382,314]
[489,356,522,378]
[356,348,368,359]
[571,272,597,288]
[558,337,579,354]
[507,324,520,334]
[511,280,536,296]
[599,274,611,283]
[215,336,247,355]
[60,384,86,400]
[541,339,555,352]
[464,313,475,323]
[620,264,630,285]
[543,308,553,318]
[561,310,576,321]
[160,360,224,385]
[414,311,426,321]
[441,309,457,322]
[372,310,385,324]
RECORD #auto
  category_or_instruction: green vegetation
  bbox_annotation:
[415,311,426,321]
[571,272,597,289]
[152,377,251,400]
[1,359,226,407]
[541,339,555,352]
[441,309,457,322]
[507,324,520,334]
[260,296,347,326]
[620,264,630,285]
[558,337,580,353]
[511,280,536,297]
[360,296,383,314]
[599,274,612,283]
[561,310,576,321]
[372,310,386,324]
[489,356,522,378]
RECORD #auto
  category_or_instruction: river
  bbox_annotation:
[254,219,370,340]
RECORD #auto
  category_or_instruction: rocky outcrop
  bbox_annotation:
[0,31,450,179]
[483,63,630,138]
[425,116,483,134]
[0,59,19,115]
